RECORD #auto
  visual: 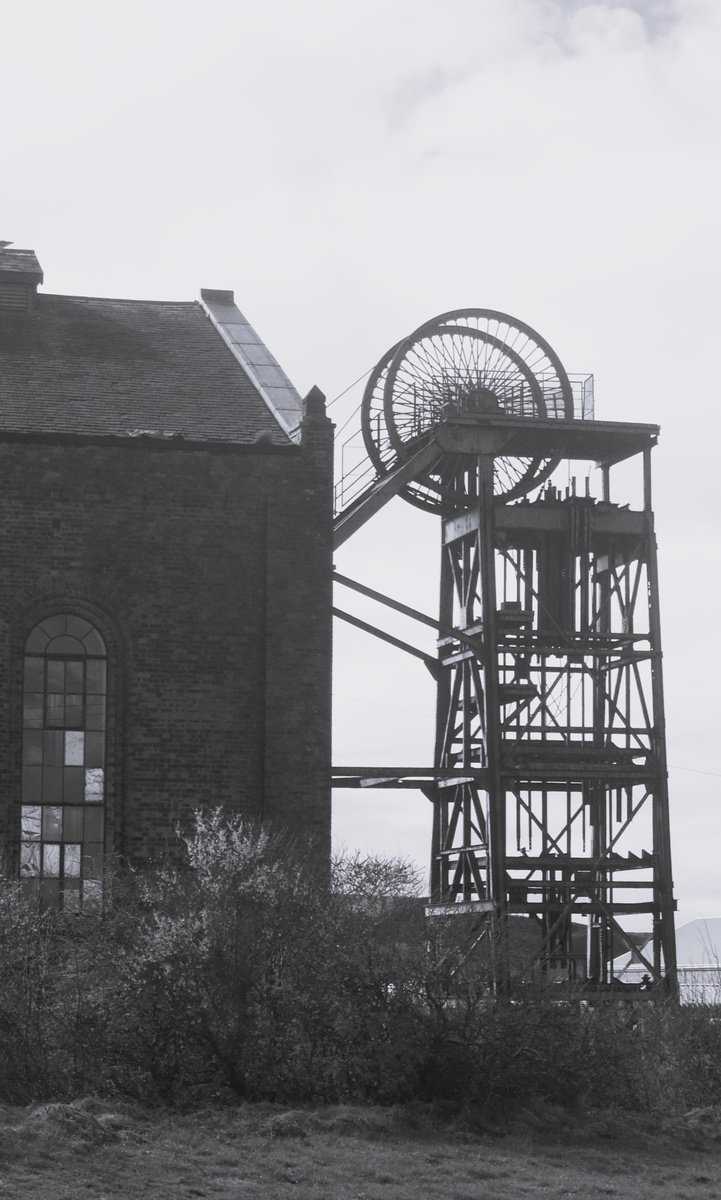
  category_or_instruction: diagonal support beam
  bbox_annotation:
[334,571,440,630]
[333,572,484,655]
[333,439,443,548]
[333,607,439,675]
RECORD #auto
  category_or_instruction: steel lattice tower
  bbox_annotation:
[333,309,676,997]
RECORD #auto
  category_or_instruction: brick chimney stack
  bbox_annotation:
[0,246,43,312]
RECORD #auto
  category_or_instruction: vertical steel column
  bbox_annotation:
[477,453,508,990]
[588,532,610,984]
[431,527,456,902]
[644,448,678,999]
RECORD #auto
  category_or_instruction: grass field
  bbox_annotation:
[1,1100,721,1199]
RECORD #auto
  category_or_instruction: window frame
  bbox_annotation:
[20,614,108,912]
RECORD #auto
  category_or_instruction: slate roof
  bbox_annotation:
[0,293,292,445]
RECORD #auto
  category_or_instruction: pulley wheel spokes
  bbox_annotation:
[361,309,572,512]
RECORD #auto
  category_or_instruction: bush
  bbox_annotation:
[1,812,720,1116]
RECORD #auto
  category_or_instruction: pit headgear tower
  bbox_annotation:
[333,309,676,996]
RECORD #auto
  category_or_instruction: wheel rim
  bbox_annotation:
[360,309,572,513]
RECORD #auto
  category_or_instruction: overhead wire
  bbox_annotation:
[327,366,374,409]
[327,365,378,449]
[669,764,721,779]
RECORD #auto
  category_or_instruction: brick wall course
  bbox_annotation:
[0,422,333,869]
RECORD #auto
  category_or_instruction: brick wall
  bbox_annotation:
[0,402,333,869]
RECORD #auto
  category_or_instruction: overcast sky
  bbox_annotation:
[3,0,720,924]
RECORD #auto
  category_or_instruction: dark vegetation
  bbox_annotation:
[1,809,720,1117]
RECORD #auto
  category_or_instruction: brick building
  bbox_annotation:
[0,246,333,909]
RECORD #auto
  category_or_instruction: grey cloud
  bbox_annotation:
[554,0,681,41]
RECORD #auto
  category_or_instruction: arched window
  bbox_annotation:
[20,614,107,911]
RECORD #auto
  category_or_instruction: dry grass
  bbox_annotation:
[0,1099,720,1199]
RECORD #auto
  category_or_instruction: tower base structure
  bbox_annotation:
[429,416,676,996]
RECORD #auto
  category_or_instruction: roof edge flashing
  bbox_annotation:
[200,288,234,306]
[200,290,303,444]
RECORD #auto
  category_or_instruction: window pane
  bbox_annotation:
[46,660,65,692]
[83,630,106,656]
[44,731,64,765]
[24,657,45,691]
[41,878,60,907]
[23,731,43,765]
[63,807,84,841]
[64,768,84,804]
[43,844,61,877]
[21,806,41,840]
[63,884,81,913]
[84,809,104,842]
[85,701,105,731]
[25,628,48,654]
[65,660,84,694]
[67,616,92,640]
[42,767,63,802]
[64,844,81,878]
[86,660,106,694]
[23,694,44,729]
[47,636,84,656]
[20,842,41,876]
[64,695,84,728]
[22,766,42,803]
[40,616,66,638]
[85,732,105,768]
[82,845,104,879]
[46,694,65,727]
[42,807,63,840]
[85,768,104,802]
[65,731,85,765]
[83,880,103,911]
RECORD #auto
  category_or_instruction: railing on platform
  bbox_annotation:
[569,374,594,420]
[334,451,379,516]
[333,373,595,516]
